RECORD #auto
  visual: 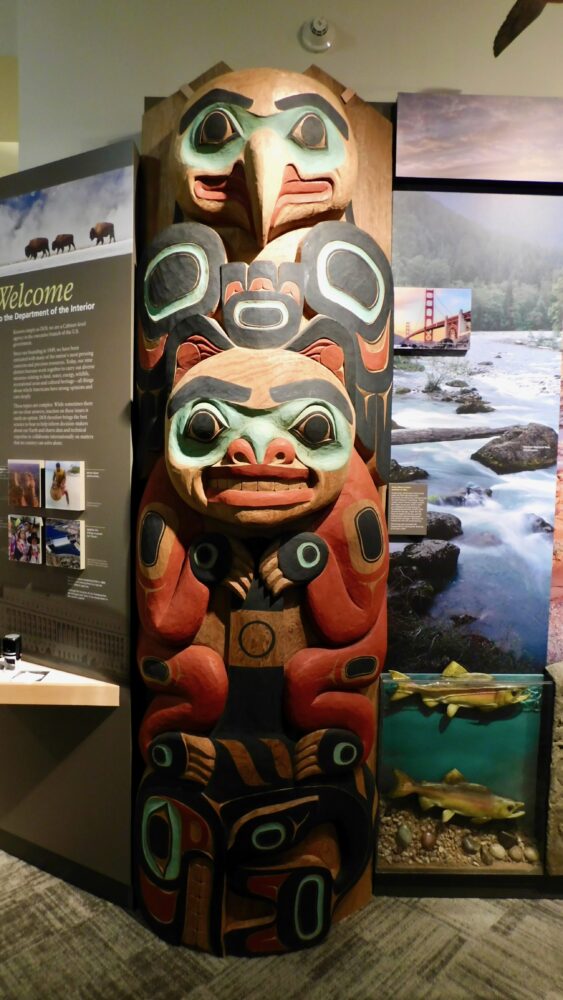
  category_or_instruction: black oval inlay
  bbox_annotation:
[147,252,200,310]
[345,656,377,679]
[147,814,170,862]
[142,657,170,683]
[326,250,379,309]
[355,507,383,562]
[297,879,321,938]
[254,826,285,849]
[239,306,283,329]
[140,512,166,567]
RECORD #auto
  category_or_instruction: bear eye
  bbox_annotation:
[184,406,226,442]
[196,110,240,148]
[291,410,335,446]
[289,113,327,150]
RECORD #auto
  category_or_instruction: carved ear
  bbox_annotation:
[185,62,233,96]
[302,65,355,104]
[137,319,167,374]
[300,340,346,385]
[173,342,202,386]
[172,333,226,387]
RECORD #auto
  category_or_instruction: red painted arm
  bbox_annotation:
[306,452,388,644]
[136,457,209,644]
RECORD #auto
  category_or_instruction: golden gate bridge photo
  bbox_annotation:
[394,286,472,352]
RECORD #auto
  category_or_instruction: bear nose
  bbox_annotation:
[226,438,258,464]
[225,436,296,465]
[262,437,296,465]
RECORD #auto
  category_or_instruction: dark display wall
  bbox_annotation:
[0,142,136,900]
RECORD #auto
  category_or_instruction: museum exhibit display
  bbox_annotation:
[384,88,563,894]
[133,64,393,955]
[3,34,563,963]
[376,668,548,874]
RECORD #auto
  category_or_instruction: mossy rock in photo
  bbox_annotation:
[471,423,557,473]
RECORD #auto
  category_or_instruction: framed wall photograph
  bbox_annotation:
[8,514,43,565]
[394,286,471,354]
[45,517,85,570]
[45,460,85,510]
[7,458,43,507]
[396,92,563,183]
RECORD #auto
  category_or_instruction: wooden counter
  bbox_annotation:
[0,660,120,707]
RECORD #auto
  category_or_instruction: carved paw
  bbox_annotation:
[149,732,216,785]
[189,534,232,585]
[294,729,363,781]
[190,534,254,599]
[222,537,254,600]
[260,534,328,595]
[278,533,328,585]
[259,541,293,597]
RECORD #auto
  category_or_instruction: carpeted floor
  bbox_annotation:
[2,851,563,1000]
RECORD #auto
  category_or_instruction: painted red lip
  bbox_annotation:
[205,464,314,508]
[208,464,308,481]
[195,162,333,240]
[278,163,333,200]
[271,164,333,228]
[194,163,251,213]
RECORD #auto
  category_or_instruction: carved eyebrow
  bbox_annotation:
[167,377,251,417]
[178,89,254,134]
[274,93,349,139]
[270,380,353,423]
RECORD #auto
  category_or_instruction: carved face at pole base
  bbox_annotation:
[165,347,354,528]
[171,68,358,248]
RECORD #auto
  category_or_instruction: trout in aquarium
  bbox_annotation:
[389,767,526,824]
[389,660,530,717]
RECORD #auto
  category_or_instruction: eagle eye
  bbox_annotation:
[289,113,328,150]
[196,110,239,149]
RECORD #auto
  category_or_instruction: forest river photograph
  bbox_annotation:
[389,189,563,673]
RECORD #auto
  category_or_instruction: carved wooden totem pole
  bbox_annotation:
[135,64,392,956]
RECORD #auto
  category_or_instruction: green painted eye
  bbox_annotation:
[291,410,335,446]
[289,113,327,150]
[184,405,227,442]
[196,109,240,148]
[141,798,182,881]
[333,741,358,766]
[297,541,322,569]
[192,541,219,570]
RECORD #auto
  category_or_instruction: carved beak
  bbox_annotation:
[243,129,287,249]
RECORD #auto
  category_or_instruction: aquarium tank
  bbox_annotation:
[376,670,551,875]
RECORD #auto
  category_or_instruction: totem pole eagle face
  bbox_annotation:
[172,68,358,249]
[165,347,354,527]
